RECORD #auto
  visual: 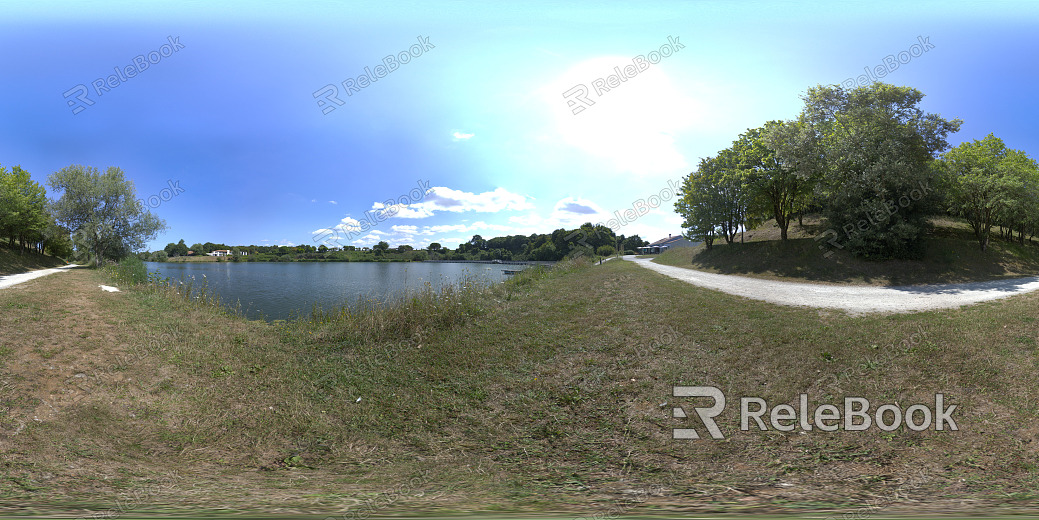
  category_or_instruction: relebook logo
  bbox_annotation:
[672,386,958,440]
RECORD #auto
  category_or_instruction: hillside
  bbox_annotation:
[654,216,1039,286]
[2,257,1039,514]
[0,244,67,276]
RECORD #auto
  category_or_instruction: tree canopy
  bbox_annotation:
[941,134,1039,250]
[48,165,167,265]
[676,82,974,260]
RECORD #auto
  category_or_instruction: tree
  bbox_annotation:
[0,165,50,254]
[738,120,819,240]
[941,134,1039,251]
[801,83,961,259]
[190,243,205,254]
[676,158,725,250]
[373,241,389,256]
[48,165,167,265]
[165,239,188,257]
[621,235,648,253]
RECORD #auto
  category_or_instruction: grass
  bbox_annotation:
[653,215,1039,286]
[0,243,67,276]
[1,255,1039,515]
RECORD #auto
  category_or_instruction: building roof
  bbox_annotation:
[645,235,690,247]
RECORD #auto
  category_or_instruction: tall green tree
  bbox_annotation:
[736,120,819,240]
[0,165,50,253]
[801,83,961,259]
[676,157,724,250]
[48,165,167,265]
[941,134,1039,250]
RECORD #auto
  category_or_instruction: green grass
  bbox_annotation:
[0,243,67,276]
[653,215,1039,285]
[2,254,1039,514]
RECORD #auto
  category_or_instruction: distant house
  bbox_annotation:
[208,249,231,257]
[637,234,698,254]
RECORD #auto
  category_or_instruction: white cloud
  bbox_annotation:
[452,131,475,140]
[391,224,419,234]
[420,186,534,213]
[507,197,612,233]
[372,201,435,219]
[328,200,337,204]
[369,186,533,220]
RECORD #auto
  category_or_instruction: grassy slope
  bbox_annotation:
[654,216,1039,286]
[0,244,67,276]
[1,260,1038,514]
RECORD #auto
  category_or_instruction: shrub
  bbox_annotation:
[111,255,148,285]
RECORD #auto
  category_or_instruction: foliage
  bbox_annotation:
[748,120,819,239]
[0,164,54,255]
[677,83,965,260]
[48,165,167,265]
[802,83,961,259]
[940,134,1039,250]
[109,255,149,285]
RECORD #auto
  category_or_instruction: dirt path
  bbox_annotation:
[0,264,79,289]
[623,255,1039,314]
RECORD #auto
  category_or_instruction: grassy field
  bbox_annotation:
[653,216,1039,286]
[1,255,1039,515]
[0,244,67,276]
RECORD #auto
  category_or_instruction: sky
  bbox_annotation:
[1,0,1037,251]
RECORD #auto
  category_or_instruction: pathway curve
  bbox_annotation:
[0,265,80,290]
[622,255,1039,314]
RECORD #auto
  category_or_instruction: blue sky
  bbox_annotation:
[1,0,1037,250]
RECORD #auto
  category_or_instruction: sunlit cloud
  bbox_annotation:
[371,186,533,219]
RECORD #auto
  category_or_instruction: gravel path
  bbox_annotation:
[623,255,1039,314]
[0,265,80,290]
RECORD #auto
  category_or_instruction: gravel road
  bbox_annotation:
[0,265,80,290]
[623,255,1039,314]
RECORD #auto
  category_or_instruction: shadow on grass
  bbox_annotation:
[655,221,1039,286]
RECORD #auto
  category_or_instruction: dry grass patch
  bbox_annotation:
[655,215,1039,285]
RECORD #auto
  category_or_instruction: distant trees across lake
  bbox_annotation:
[144,226,650,263]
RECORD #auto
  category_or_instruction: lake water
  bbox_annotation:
[144,261,532,321]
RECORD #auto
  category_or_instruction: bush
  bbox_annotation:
[111,255,148,285]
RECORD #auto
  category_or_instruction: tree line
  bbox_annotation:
[148,225,650,263]
[676,82,1039,258]
[0,163,165,264]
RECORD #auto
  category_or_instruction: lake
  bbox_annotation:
[144,261,533,321]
